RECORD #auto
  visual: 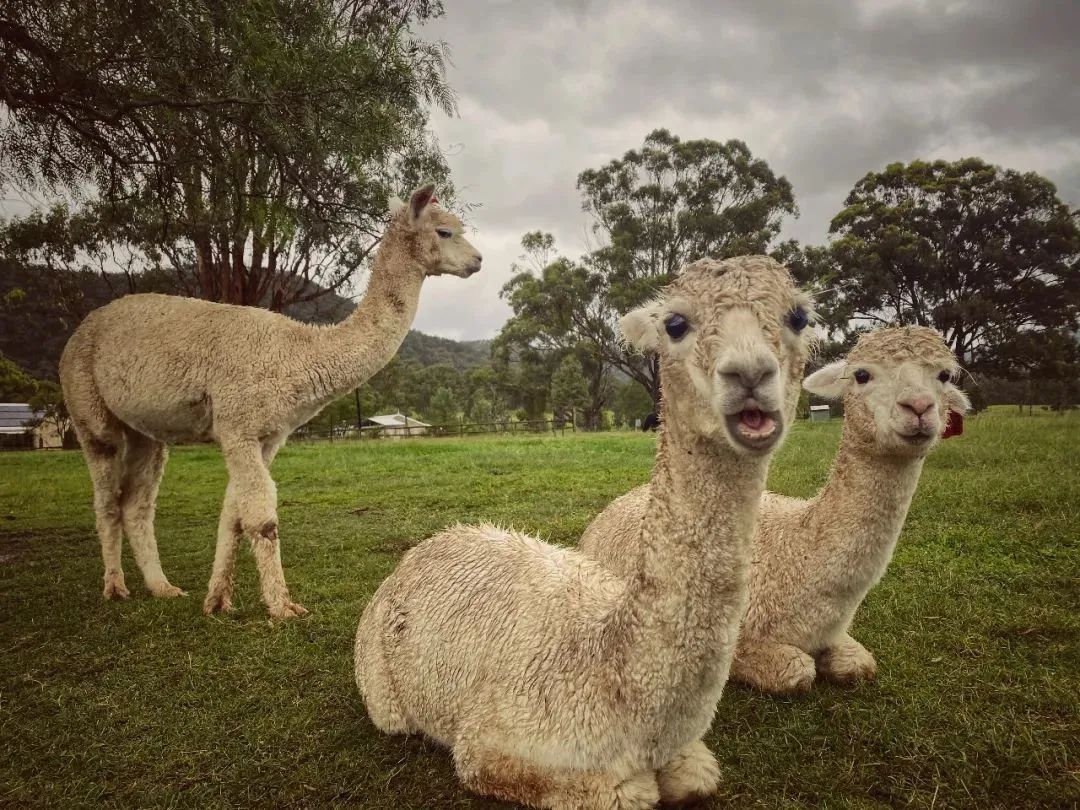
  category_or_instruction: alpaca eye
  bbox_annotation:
[854,369,871,384]
[787,306,809,332]
[938,370,951,383]
[436,228,453,239]
[664,314,689,340]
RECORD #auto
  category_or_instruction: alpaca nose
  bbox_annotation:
[898,396,934,418]
[719,351,779,392]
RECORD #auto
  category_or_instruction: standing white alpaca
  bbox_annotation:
[582,326,970,695]
[355,256,815,809]
[60,185,480,619]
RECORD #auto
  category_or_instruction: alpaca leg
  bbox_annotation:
[453,738,659,810]
[249,529,307,619]
[730,640,816,695]
[220,437,306,619]
[260,432,286,467]
[120,430,184,598]
[66,375,128,599]
[220,437,278,536]
[203,482,241,614]
[816,634,877,685]
[203,436,283,613]
[84,444,128,599]
[656,739,721,805]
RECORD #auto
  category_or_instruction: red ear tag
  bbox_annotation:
[429,195,439,206]
[941,410,963,439]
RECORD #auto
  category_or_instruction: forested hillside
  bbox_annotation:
[0,261,490,380]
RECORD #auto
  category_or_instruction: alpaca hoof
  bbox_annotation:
[786,668,816,694]
[818,642,877,685]
[821,660,876,685]
[657,740,721,805]
[615,772,661,810]
[267,599,309,619]
[732,646,817,695]
[103,577,130,600]
[765,662,816,695]
[149,582,187,598]
[203,591,235,614]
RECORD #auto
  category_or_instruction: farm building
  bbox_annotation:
[809,404,831,422]
[360,413,430,438]
[0,403,63,449]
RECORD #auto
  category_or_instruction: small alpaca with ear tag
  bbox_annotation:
[582,325,972,695]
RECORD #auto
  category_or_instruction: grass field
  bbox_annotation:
[1,409,1077,809]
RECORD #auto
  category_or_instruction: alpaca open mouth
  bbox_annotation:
[895,429,934,444]
[726,407,781,451]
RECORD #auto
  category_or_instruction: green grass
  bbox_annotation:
[1,409,1077,809]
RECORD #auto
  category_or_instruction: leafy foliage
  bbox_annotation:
[496,233,614,426]
[426,385,458,425]
[549,354,588,425]
[25,379,72,441]
[578,128,797,296]
[611,380,654,428]
[499,131,797,409]
[0,0,455,309]
[826,158,1080,373]
[0,351,35,401]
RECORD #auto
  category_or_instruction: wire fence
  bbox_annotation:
[2,417,643,451]
[291,418,599,443]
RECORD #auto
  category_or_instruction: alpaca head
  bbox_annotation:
[388,184,482,278]
[619,256,814,455]
[804,326,971,458]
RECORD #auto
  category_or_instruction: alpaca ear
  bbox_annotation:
[388,195,406,216]
[409,183,436,220]
[946,385,972,414]
[803,360,849,399]
[619,304,661,352]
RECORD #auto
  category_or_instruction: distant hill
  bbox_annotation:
[0,262,491,380]
[396,331,491,370]
[285,289,492,369]
[0,260,121,380]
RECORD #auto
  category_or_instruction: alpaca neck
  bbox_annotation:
[314,222,425,401]
[605,402,769,698]
[634,423,766,592]
[807,424,926,579]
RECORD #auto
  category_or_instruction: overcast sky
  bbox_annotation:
[409,0,1080,340]
[3,2,1076,341]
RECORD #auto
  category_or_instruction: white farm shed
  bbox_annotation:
[0,403,62,449]
[809,404,831,422]
[359,413,430,438]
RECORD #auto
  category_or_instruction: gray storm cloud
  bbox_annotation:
[3,2,1075,340]
[412,0,1078,339]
